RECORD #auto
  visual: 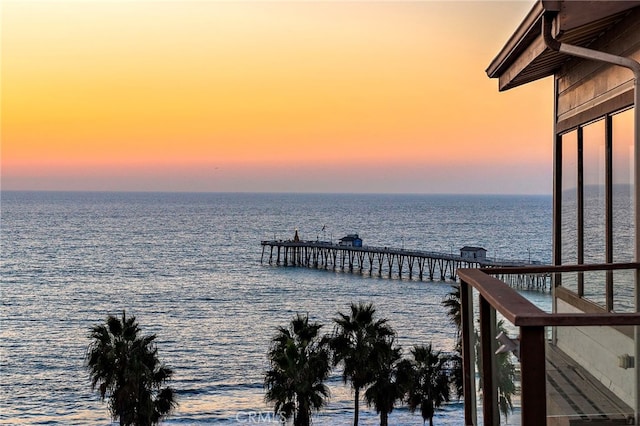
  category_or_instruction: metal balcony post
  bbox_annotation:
[520,326,547,426]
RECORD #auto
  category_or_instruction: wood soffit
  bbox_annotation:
[486,1,640,91]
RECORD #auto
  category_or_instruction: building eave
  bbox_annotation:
[486,1,640,91]
[485,1,548,82]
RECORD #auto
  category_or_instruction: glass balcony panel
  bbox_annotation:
[471,301,523,425]
[547,325,636,425]
[493,321,521,425]
[460,265,639,426]
[471,315,638,425]
[464,286,482,425]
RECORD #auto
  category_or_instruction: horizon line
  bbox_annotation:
[0,189,554,197]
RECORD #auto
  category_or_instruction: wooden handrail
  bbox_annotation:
[458,267,640,327]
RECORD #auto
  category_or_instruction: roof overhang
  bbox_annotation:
[486,0,640,91]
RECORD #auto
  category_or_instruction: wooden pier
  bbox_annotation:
[260,240,550,291]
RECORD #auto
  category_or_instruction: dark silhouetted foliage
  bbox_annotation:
[86,311,177,426]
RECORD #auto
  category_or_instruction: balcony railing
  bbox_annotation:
[458,263,640,426]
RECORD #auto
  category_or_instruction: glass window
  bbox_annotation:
[582,119,606,263]
[582,120,606,305]
[612,108,635,312]
[561,130,578,293]
[558,108,635,311]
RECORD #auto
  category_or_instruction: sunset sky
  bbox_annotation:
[2,0,553,194]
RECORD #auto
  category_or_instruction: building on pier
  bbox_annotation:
[460,246,487,261]
[338,234,362,247]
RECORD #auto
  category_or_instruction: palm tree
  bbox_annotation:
[442,285,464,398]
[85,311,177,426]
[329,302,395,426]
[406,344,451,426]
[364,339,412,426]
[495,321,517,421]
[264,313,331,426]
[442,285,461,332]
[443,286,517,421]
[446,347,464,400]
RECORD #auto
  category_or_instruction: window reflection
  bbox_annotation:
[558,108,635,312]
[561,130,578,293]
[582,119,606,305]
[612,108,635,312]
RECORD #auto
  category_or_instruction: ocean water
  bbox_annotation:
[0,191,552,425]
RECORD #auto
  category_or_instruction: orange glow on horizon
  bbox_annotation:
[2,1,552,194]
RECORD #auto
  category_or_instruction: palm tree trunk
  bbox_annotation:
[380,411,388,426]
[296,403,310,426]
[353,386,360,426]
[118,404,125,426]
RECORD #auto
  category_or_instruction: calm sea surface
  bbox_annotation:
[0,192,552,425]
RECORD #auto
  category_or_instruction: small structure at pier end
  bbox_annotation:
[458,2,640,426]
[338,234,362,247]
[460,246,487,261]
